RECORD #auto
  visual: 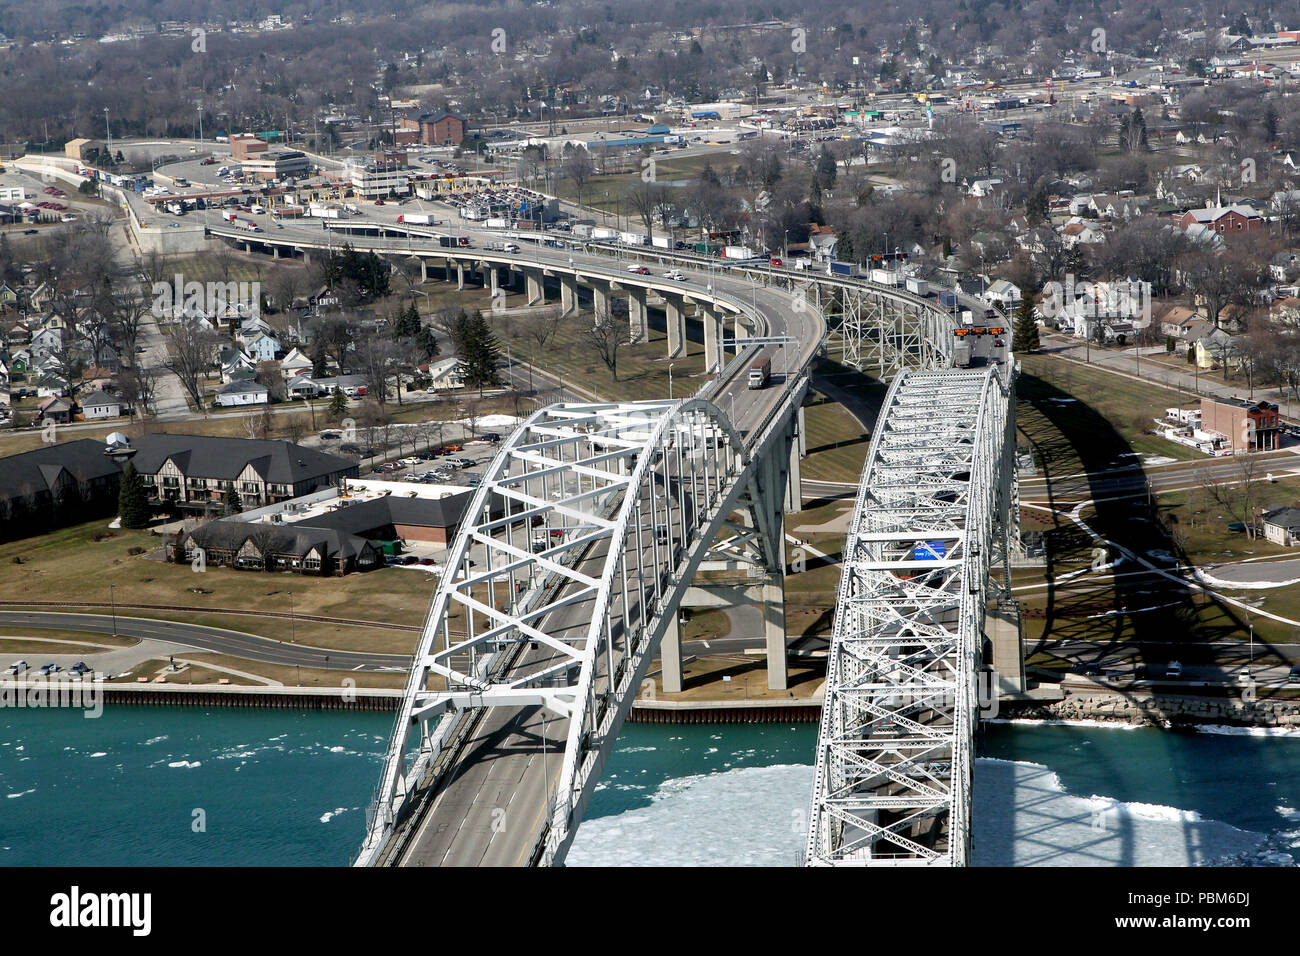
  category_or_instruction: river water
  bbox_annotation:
[2,707,1296,866]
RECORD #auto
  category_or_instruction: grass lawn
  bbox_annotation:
[801,389,871,484]
[492,304,707,403]
[1017,352,1203,477]
[0,519,434,636]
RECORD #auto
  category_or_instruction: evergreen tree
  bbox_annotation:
[1012,294,1039,353]
[118,461,150,529]
[415,325,440,360]
[328,386,348,419]
[223,485,242,515]
[449,310,501,394]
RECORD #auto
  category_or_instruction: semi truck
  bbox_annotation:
[952,341,972,368]
[437,235,472,248]
[747,356,771,389]
[829,260,860,277]
[221,210,238,222]
[905,277,929,296]
[592,227,619,240]
[937,290,959,309]
[307,204,341,219]
[397,213,437,225]
[723,245,756,260]
[487,240,520,253]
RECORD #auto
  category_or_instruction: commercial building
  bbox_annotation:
[346,159,411,198]
[240,149,311,181]
[0,438,123,541]
[398,111,469,146]
[1200,397,1282,452]
[229,134,270,162]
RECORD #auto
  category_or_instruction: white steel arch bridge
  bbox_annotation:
[191,213,1019,867]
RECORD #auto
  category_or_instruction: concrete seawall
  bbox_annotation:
[93,683,402,711]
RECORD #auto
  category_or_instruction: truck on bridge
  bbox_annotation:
[398,214,438,225]
[748,356,771,389]
[437,235,472,248]
[952,341,972,368]
[829,260,859,277]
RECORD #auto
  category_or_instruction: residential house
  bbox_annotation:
[1262,507,1300,547]
[79,390,127,419]
[279,347,313,378]
[1159,306,1207,340]
[245,332,280,363]
[36,395,74,423]
[214,380,269,407]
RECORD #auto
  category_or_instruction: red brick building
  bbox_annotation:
[1177,204,1264,238]
[398,111,469,146]
[1201,397,1281,452]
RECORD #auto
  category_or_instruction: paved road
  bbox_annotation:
[0,611,409,671]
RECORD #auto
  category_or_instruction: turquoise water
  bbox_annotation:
[4,708,1299,866]
[0,707,390,866]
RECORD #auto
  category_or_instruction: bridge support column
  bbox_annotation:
[444,259,453,283]
[526,269,545,306]
[302,250,311,266]
[628,287,648,344]
[763,576,788,691]
[785,405,805,515]
[702,305,723,373]
[665,297,685,357]
[734,315,748,343]
[272,246,281,259]
[986,603,1026,696]
[560,275,578,315]
[419,259,427,283]
[660,610,684,694]
[484,264,500,298]
[592,281,611,324]
[456,262,465,291]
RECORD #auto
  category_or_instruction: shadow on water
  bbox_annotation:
[999,368,1272,866]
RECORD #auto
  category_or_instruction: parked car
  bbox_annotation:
[70,662,90,676]
[8,660,28,675]
[1289,666,1300,685]
[39,663,60,675]
[1165,660,1183,680]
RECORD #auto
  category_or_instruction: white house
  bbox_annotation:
[279,347,313,378]
[79,390,127,419]
[985,279,1021,308]
[214,380,269,407]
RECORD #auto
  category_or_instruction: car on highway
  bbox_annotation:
[1290,666,1300,685]
[1165,660,1183,680]
[770,257,783,267]
[663,270,686,280]
[626,265,651,274]
[22,229,37,234]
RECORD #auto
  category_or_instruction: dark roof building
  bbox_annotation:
[131,434,358,512]
[0,438,124,541]
[176,490,485,574]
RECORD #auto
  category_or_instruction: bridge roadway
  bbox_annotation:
[389,289,819,865]
[198,214,828,866]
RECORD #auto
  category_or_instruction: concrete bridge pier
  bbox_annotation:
[456,262,465,291]
[785,405,805,516]
[660,611,684,695]
[560,274,579,315]
[526,269,545,307]
[592,281,612,324]
[701,305,723,374]
[664,296,686,358]
[419,259,428,283]
[628,287,649,344]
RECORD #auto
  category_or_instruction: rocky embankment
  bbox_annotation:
[1005,690,1300,728]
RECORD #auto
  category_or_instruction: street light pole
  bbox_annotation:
[668,363,674,400]
[110,584,117,638]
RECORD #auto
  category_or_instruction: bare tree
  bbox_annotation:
[584,305,623,381]
[163,322,221,412]
[1200,453,1265,539]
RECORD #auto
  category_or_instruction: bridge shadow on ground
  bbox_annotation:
[1003,368,1275,866]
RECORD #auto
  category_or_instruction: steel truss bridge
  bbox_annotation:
[805,367,1018,866]
[196,213,1017,867]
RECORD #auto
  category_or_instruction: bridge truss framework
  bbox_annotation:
[358,390,805,866]
[805,367,1017,866]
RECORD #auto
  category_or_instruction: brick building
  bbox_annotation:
[398,111,469,146]
[1200,397,1282,452]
